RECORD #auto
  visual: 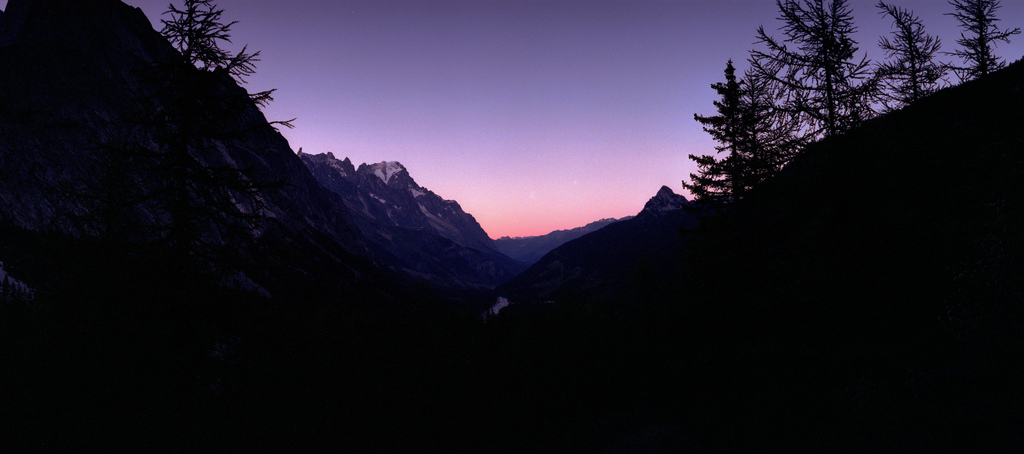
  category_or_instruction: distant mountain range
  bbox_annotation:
[500,186,693,304]
[494,217,630,265]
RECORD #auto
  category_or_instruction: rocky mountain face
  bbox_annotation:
[0,0,395,296]
[301,152,526,288]
[301,152,496,252]
[494,217,629,265]
[641,185,689,215]
[499,186,695,303]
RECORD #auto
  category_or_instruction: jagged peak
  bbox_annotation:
[363,161,406,185]
[304,154,414,186]
[298,151,357,179]
[641,186,689,215]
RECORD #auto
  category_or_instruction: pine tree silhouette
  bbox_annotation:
[751,0,876,139]
[875,1,949,110]
[946,0,1021,81]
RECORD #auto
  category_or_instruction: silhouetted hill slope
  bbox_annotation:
[0,0,408,297]
[487,61,1024,452]
[676,60,1024,451]
[500,186,694,303]
[494,217,629,265]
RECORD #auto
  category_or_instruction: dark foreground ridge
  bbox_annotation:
[672,58,1024,451]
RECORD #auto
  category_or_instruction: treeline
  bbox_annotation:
[686,0,1020,208]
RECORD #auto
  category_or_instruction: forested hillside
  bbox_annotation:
[674,57,1024,451]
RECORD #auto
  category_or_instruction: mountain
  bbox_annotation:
[494,217,630,265]
[300,151,526,288]
[641,185,689,214]
[0,0,405,298]
[301,153,495,252]
[492,187,685,269]
[499,186,694,303]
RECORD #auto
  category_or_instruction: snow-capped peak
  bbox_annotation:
[326,154,354,176]
[370,161,405,184]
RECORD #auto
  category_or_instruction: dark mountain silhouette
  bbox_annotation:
[0,0,415,298]
[670,59,1024,452]
[300,152,526,288]
[499,186,694,303]
[494,216,629,265]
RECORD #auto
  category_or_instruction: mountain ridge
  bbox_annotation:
[494,216,631,265]
[499,186,693,303]
[495,217,628,241]
[491,185,685,266]
[0,0,398,297]
[300,151,526,288]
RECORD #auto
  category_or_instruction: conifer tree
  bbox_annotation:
[68,1,294,251]
[64,0,290,274]
[875,1,948,110]
[751,0,876,139]
[946,0,1021,81]
[739,61,805,186]
[685,60,746,207]
[161,0,292,113]
[686,59,805,209]
[147,0,289,266]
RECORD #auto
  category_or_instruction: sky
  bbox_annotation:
[9,0,1023,238]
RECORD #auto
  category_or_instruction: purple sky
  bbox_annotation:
[13,0,1023,238]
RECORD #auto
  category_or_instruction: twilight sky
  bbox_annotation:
[17,0,1024,238]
